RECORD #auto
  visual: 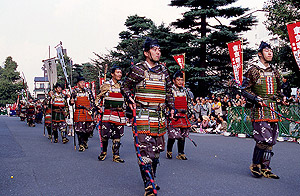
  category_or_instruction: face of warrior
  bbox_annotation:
[77,80,85,89]
[282,77,287,83]
[259,48,273,62]
[55,86,62,93]
[144,46,161,63]
[173,77,184,88]
[111,69,122,82]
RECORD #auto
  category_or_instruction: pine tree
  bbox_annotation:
[93,14,192,80]
[169,0,257,96]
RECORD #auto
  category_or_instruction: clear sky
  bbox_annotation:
[0,0,265,93]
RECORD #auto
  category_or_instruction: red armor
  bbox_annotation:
[74,96,93,122]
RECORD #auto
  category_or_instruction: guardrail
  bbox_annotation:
[227,105,300,139]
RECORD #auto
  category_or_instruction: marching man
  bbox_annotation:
[122,37,174,195]
[70,77,96,152]
[50,83,69,144]
[242,41,282,179]
[97,66,126,163]
[166,70,192,160]
[26,99,36,127]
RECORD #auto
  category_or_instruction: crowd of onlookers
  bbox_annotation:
[187,86,300,135]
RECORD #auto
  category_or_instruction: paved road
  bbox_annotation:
[1,116,300,196]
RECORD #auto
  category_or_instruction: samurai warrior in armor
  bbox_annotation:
[166,70,193,160]
[122,38,174,195]
[70,77,96,152]
[242,41,282,179]
[50,83,69,144]
[97,66,126,163]
[26,99,36,127]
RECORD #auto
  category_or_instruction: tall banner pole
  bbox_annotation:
[55,42,76,150]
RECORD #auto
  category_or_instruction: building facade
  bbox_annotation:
[33,77,49,100]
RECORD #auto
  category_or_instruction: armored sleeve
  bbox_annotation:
[121,64,145,102]
[163,67,175,110]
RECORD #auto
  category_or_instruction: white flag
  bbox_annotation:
[43,58,57,90]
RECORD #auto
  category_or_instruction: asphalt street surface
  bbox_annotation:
[1,115,300,196]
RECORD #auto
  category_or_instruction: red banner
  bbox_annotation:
[173,53,185,69]
[91,81,96,98]
[228,40,243,86]
[287,21,300,70]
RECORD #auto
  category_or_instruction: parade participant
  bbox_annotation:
[166,70,192,160]
[241,41,281,179]
[96,66,126,163]
[50,83,69,143]
[35,100,43,124]
[43,92,52,140]
[19,101,27,121]
[26,99,36,127]
[70,77,96,152]
[122,37,174,195]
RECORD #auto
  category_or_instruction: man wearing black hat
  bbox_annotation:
[166,70,192,160]
[96,66,126,163]
[50,83,69,143]
[122,37,175,195]
[241,41,282,179]
[70,77,96,151]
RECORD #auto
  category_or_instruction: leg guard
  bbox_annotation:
[80,133,89,149]
[53,129,58,143]
[98,138,108,161]
[167,138,175,152]
[178,138,185,154]
[176,138,187,160]
[261,147,273,170]
[261,147,279,179]
[250,145,265,178]
[166,138,175,159]
[47,126,52,139]
[102,137,108,153]
[77,132,85,151]
[152,155,159,178]
[61,129,69,144]
[112,139,124,163]
[252,145,265,165]
[112,139,121,156]
[140,164,157,196]
[139,164,154,188]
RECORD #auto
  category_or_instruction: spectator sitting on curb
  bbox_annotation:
[215,116,228,135]
[191,117,202,133]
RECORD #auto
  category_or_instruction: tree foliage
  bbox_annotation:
[264,0,300,87]
[92,14,193,81]
[0,57,23,106]
[56,55,101,92]
[92,1,257,96]
[169,0,257,95]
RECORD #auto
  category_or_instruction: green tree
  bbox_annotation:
[93,14,192,82]
[264,0,300,87]
[169,0,257,95]
[0,56,23,106]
